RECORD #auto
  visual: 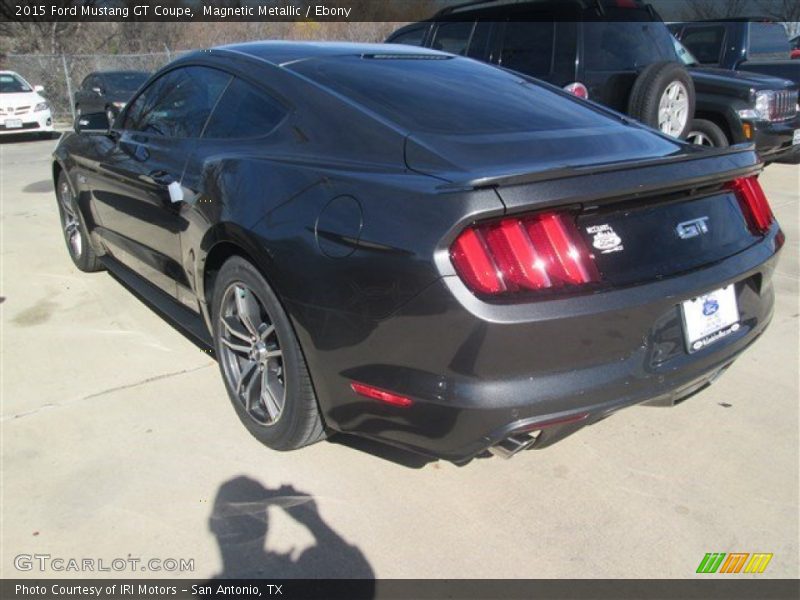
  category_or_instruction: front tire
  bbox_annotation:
[56,171,103,272]
[686,119,729,148]
[211,256,326,451]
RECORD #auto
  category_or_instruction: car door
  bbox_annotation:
[88,65,231,296]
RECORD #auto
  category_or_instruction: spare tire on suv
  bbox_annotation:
[627,61,695,139]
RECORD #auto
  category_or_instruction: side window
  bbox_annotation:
[499,22,555,77]
[389,25,427,47]
[431,21,475,55]
[679,25,726,64]
[202,78,287,139]
[748,23,790,60]
[122,66,231,138]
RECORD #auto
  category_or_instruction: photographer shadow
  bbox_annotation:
[207,476,375,586]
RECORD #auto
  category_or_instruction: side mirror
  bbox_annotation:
[75,111,111,135]
[34,85,44,93]
[91,86,103,95]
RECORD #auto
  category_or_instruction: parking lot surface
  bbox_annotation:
[1,137,798,579]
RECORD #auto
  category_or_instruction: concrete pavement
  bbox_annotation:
[1,136,798,579]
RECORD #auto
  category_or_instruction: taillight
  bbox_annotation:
[563,82,589,100]
[450,211,600,297]
[728,176,774,234]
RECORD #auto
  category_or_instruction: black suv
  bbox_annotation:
[387,0,800,163]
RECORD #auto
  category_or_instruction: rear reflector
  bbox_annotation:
[728,176,774,234]
[451,211,600,296]
[350,382,413,407]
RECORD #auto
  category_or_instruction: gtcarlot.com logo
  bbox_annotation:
[14,554,194,573]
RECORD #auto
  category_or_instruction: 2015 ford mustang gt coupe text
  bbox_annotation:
[52,42,783,462]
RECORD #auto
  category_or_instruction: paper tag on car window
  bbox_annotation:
[168,181,184,203]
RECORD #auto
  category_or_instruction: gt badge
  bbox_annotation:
[676,216,709,239]
[586,224,623,254]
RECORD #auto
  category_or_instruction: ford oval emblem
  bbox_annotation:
[703,297,719,316]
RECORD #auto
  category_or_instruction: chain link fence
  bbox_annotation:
[3,50,190,124]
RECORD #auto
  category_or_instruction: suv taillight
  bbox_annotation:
[563,82,589,100]
[728,176,774,234]
[450,212,600,296]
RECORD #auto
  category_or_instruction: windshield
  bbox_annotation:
[672,37,699,66]
[104,72,148,91]
[0,73,32,94]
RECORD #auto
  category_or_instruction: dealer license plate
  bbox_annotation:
[4,119,22,129]
[681,285,740,353]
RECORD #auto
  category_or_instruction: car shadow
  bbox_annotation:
[205,476,376,590]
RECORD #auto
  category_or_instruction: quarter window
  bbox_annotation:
[202,78,286,139]
[123,66,230,138]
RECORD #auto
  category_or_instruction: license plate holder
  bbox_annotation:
[681,285,740,353]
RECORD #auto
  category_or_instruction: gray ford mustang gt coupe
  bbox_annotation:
[52,42,783,462]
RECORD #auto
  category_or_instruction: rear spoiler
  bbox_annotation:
[441,144,760,193]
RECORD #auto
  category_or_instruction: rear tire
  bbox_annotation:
[686,119,729,148]
[56,171,103,272]
[211,256,326,451]
[627,61,695,139]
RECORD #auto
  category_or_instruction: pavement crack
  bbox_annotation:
[2,363,213,422]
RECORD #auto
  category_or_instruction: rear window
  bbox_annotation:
[583,21,677,71]
[290,55,613,135]
[748,22,790,60]
[679,25,726,64]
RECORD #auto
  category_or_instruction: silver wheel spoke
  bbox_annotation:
[221,337,250,354]
[242,363,261,412]
[262,372,283,421]
[222,316,250,342]
[236,360,258,395]
[234,286,260,337]
[259,323,275,341]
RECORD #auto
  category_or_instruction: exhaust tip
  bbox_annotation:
[489,431,541,459]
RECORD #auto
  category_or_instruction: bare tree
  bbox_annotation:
[758,1,800,36]
[680,0,749,20]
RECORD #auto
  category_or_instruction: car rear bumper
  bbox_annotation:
[751,116,799,162]
[296,227,782,462]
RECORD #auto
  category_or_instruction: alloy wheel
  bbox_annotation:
[657,81,689,138]
[218,283,285,426]
[686,131,714,147]
[59,181,82,258]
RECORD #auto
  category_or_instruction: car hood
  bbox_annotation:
[0,91,46,107]
[404,124,689,185]
[690,66,794,90]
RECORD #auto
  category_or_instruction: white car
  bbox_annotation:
[0,70,54,136]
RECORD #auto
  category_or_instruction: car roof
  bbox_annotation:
[213,41,447,66]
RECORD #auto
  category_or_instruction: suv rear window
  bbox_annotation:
[583,21,677,71]
[678,25,726,64]
[748,22,790,60]
[290,55,612,135]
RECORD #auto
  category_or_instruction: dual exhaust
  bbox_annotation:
[489,430,542,459]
